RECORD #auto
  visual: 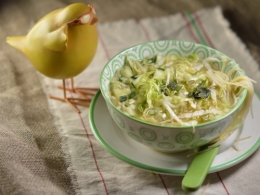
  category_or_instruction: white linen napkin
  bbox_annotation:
[40,6,260,195]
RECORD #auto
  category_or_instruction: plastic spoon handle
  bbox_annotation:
[182,146,220,192]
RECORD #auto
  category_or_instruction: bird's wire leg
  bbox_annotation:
[70,77,99,99]
[49,79,81,113]
[57,78,99,102]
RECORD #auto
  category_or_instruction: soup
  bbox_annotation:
[109,53,253,127]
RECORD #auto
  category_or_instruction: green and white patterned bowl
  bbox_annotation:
[99,40,247,153]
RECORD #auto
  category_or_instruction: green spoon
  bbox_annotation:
[182,146,220,192]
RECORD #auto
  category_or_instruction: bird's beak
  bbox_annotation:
[90,17,98,25]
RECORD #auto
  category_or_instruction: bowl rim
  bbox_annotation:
[100,40,248,129]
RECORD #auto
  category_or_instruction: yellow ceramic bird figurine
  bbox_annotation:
[6,3,99,113]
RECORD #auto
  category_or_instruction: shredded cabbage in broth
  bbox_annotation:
[109,53,254,147]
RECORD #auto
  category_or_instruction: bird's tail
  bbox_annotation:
[6,36,26,54]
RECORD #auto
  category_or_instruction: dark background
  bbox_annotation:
[1,0,259,65]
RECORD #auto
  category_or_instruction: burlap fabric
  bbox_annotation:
[0,52,74,194]
[0,1,75,194]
